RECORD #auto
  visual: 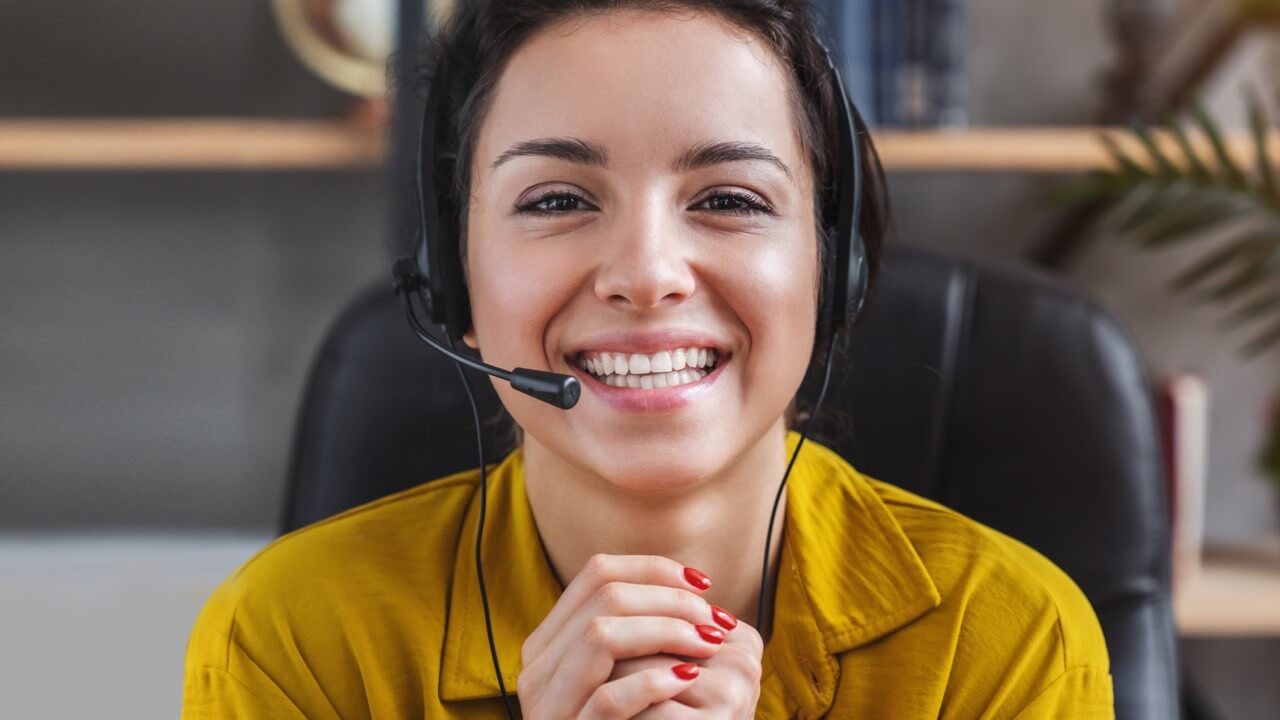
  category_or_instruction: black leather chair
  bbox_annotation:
[282,243,1179,719]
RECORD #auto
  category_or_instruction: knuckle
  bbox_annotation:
[596,581,628,613]
[647,554,680,577]
[676,588,709,619]
[584,553,613,581]
[590,685,624,716]
[584,616,615,649]
[640,671,664,696]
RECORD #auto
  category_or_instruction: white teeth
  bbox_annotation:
[577,347,720,387]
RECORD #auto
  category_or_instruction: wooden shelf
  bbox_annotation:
[2,119,1279,172]
[0,119,384,171]
[1176,538,1280,637]
[875,126,1280,172]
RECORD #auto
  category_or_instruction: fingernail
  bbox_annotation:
[683,566,711,590]
[671,662,700,680]
[696,624,725,644]
[710,604,738,630]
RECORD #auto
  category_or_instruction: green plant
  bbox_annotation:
[1050,85,1280,357]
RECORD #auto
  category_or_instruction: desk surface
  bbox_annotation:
[1176,537,1280,637]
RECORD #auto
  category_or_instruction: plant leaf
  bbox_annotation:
[1112,179,1188,235]
[1046,171,1127,207]
[1201,238,1280,301]
[1193,100,1249,189]
[1246,83,1278,201]
[1098,130,1149,177]
[1221,288,1280,330]
[1131,123,1179,178]
[1242,316,1280,357]
[1141,190,1239,245]
[1169,234,1270,292]
[1164,110,1212,181]
[1133,189,1248,248]
[1112,180,1237,244]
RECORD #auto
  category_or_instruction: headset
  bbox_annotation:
[391,32,868,718]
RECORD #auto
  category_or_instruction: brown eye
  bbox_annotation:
[517,191,595,215]
[693,191,773,216]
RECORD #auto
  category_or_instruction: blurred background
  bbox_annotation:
[2,0,1278,717]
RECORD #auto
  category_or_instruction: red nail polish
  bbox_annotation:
[710,604,738,630]
[672,662,700,680]
[696,624,725,644]
[683,566,711,590]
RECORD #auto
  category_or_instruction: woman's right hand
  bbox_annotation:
[516,554,737,719]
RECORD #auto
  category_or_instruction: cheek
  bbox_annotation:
[714,238,819,377]
[465,228,582,368]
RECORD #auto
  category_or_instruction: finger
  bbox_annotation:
[521,580,724,693]
[579,663,700,720]
[610,654,688,681]
[656,662,760,709]
[720,618,765,659]
[524,554,711,662]
[632,698,700,720]
[533,582,725,676]
[537,616,725,714]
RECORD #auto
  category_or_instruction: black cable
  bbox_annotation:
[756,334,841,632]
[400,286,515,383]
[448,336,518,720]
[400,288,517,719]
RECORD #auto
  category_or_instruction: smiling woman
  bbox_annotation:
[180,1,1115,718]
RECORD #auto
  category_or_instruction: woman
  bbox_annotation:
[182,1,1114,717]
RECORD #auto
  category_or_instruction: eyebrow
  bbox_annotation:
[490,136,792,179]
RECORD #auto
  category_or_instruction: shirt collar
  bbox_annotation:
[758,432,942,718]
[439,432,942,715]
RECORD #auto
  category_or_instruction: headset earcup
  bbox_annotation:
[847,231,869,322]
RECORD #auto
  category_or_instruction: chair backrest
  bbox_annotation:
[282,244,1178,720]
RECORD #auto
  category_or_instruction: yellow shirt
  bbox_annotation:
[182,433,1113,718]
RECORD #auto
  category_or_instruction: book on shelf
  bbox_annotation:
[1154,372,1208,592]
[821,0,968,129]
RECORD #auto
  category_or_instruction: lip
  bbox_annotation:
[570,355,729,413]
[562,328,732,414]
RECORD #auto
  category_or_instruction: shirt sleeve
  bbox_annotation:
[1011,666,1114,719]
[179,568,335,720]
[181,665,310,720]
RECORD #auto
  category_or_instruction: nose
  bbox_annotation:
[593,199,697,311]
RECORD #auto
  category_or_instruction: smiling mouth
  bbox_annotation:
[573,347,723,389]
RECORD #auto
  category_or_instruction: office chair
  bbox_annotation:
[282,243,1179,719]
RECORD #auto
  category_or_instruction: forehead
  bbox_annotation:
[476,9,808,183]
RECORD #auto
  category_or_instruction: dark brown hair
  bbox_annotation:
[412,0,892,439]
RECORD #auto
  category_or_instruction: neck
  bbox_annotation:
[521,420,791,635]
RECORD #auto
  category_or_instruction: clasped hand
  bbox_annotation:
[517,554,764,719]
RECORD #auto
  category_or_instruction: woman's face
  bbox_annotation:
[464,9,819,490]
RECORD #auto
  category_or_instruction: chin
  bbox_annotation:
[579,433,739,494]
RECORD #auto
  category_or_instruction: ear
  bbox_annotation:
[462,325,479,350]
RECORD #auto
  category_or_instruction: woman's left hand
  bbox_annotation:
[608,617,764,718]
